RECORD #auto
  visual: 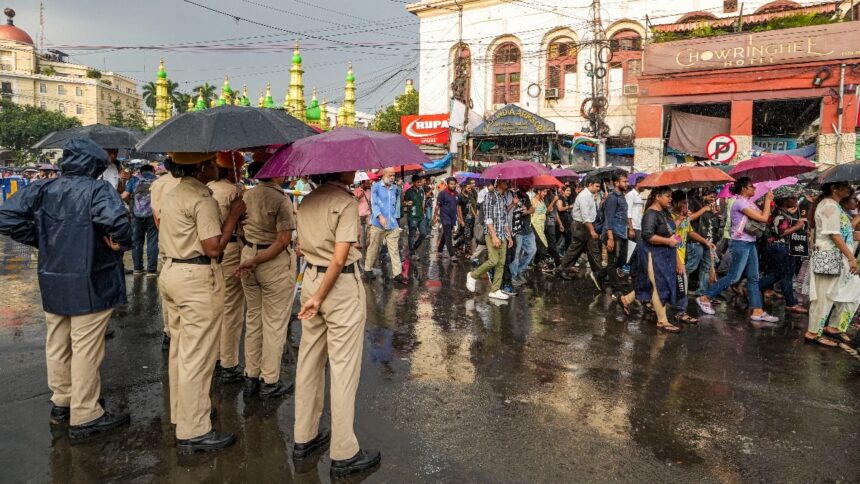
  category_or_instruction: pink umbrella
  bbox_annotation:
[549,168,577,178]
[718,176,798,200]
[480,159,550,180]
[729,154,816,182]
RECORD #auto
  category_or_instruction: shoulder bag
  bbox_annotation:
[809,228,842,275]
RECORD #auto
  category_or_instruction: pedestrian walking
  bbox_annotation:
[509,187,535,285]
[353,179,372,249]
[235,161,297,398]
[123,163,159,276]
[433,177,462,259]
[404,174,426,255]
[601,173,630,295]
[363,168,406,284]
[207,151,246,383]
[0,138,132,438]
[557,177,604,289]
[466,179,513,300]
[293,171,381,477]
[158,152,244,453]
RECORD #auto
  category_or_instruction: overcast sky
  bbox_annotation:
[8,0,425,113]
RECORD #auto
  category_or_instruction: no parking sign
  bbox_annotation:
[706,134,737,163]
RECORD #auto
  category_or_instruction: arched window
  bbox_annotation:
[451,43,471,105]
[609,30,642,53]
[609,29,643,89]
[754,0,800,14]
[493,42,520,104]
[546,37,576,100]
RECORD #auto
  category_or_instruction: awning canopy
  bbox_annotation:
[471,104,556,136]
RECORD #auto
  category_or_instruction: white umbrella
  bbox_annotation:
[354,171,370,183]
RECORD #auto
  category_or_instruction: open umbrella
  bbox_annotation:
[33,123,143,150]
[354,171,370,183]
[480,159,549,180]
[729,154,816,182]
[549,168,577,179]
[530,175,564,189]
[136,105,317,153]
[719,176,797,200]
[640,166,734,189]
[814,159,860,186]
[256,127,430,178]
[587,166,628,180]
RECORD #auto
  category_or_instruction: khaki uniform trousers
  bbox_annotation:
[241,246,296,383]
[294,265,366,460]
[364,225,402,277]
[159,260,225,440]
[45,308,113,425]
[219,242,245,368]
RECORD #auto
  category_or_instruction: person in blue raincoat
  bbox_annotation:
[0,138,132,439]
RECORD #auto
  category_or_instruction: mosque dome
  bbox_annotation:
[1,9,34,45]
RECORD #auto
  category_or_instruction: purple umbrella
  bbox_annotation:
[256,127,431,178]
[549,168,577,179]
[729,154,816,183]
[718,176,798,200]
[480,159,550,180]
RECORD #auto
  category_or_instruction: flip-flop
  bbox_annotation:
[657,321,681,334]
[804,334,838,347]
[823,330,854,346]
[676,313,699,325]
[696,298,715,315]
[612,293,631,316]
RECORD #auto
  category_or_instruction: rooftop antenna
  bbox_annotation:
[39,1,45,51]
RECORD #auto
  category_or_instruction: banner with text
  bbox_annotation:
[401,114,450,145]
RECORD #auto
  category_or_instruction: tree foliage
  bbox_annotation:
[370,89,419,133]
[142,80,190,113]
[0,99,81,165]
[106,100,148,133]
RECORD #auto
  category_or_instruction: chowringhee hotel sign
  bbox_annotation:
[643,22,860,75]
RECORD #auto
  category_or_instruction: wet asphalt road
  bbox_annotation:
[1,235,860,483]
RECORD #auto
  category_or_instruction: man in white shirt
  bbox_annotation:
[471,184,494,266]
[100,149,121,190]
[557,177,604,287]
[625,176,645,264]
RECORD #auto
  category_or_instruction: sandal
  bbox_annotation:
[657,321,681,333]
[645,302,655,313]
[613,293,631,316]
[823,329,854,346]
[804,333,838,347]
[676,313,699,325]
[785,305,808,314]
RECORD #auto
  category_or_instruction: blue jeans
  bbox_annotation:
[685,242,713,296]
[759,243,797,306]
[704,240,762,309]
[132,215,158,272]
[510,232,537,278]
[408,219,425,252]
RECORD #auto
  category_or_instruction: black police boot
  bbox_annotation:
[292,430,331,460]
[51,397,106,425]
[259,380,294,399]
[176,429,236,454]
[330,449,382,478]
[219,365,244,383]
[243,376,261,396]
[68,411,130,439]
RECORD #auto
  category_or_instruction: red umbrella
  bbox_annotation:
[639,166,734,189]
[530,175,564,189]
[729,154,816,182]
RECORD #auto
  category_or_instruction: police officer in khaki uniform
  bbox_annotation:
[158,152,244,454]
[150,166,182,349]
[208,151,245,383]
[235,161,296,398]
[292,170,380,478]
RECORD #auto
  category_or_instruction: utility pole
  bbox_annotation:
[39,1,45,52]
[590,0,608,167]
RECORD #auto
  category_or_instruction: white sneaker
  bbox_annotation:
[488,290,510,300]
[466,272,477,292]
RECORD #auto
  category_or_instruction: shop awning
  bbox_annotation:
[471,104,556,136]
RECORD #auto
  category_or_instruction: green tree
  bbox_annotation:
[106,100,148,132]
[172,91,192,113]
[142,81,157,110]
[143,80,186,112]
[192,82,217,107]
[0,99,81,165]
[371,88,418,133]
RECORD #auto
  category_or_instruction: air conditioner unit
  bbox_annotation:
[544,88,560,100]
[623,84,639,96]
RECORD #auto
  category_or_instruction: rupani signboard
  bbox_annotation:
[643,22,860,75]
[401,114,450,145]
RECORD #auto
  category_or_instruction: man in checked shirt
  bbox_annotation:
[466,179,514,301]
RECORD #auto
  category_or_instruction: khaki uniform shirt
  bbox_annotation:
[297,182,361,267]
[242,181,295,244]
[150,172,182,220]
[207,179,241,223]
[159,177,222,260]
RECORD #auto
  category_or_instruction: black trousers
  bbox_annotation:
[559,221,602,274]
[437,223,455,256]
[502,236,517,288]
[603,236,627,292]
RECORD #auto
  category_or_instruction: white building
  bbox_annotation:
[405,0,851,142]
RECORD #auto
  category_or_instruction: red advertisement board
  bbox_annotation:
[401,114,450,145]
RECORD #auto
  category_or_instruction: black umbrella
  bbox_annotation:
[136,105,318,153]
[32,123,143,150]
[586,165,628,180]
[813,160,860,186]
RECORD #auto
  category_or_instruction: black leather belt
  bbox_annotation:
[172,255,212,265]
[241,237,271,251]
[307,263,356,274]
[229,234,239,243]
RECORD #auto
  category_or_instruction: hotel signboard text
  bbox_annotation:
[643,22,860,75]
